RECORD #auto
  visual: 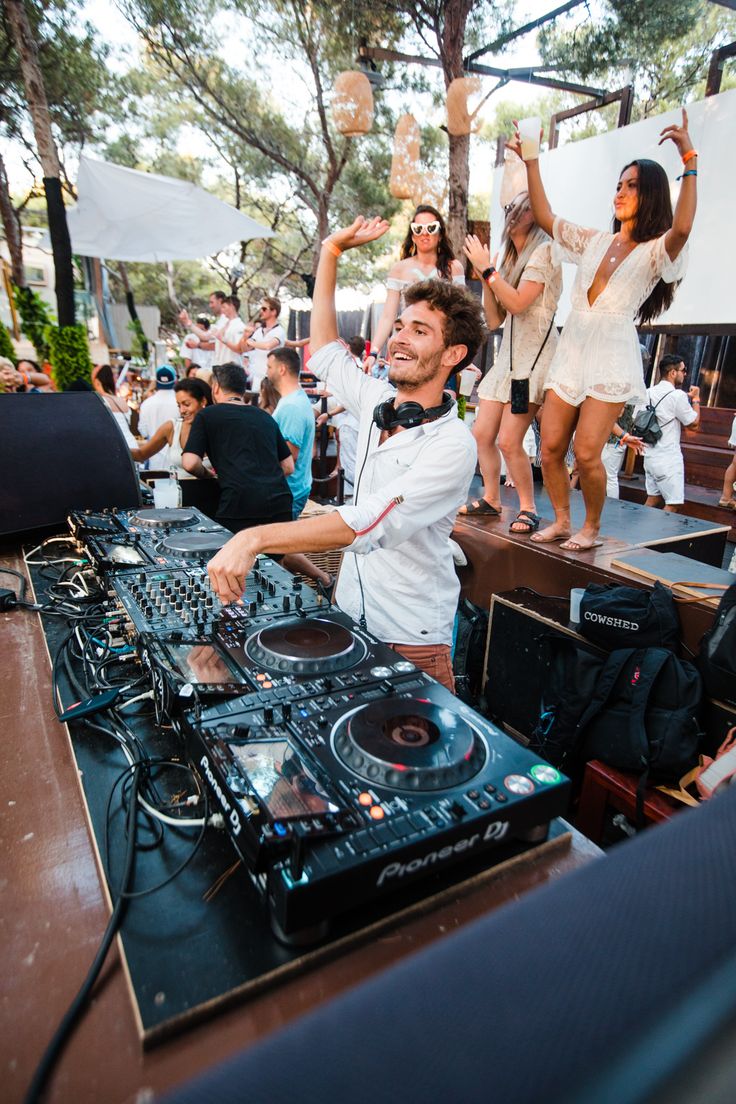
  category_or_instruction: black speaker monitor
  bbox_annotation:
[0,393,142,537]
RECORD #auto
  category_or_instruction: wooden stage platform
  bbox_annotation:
[454,485,730,654]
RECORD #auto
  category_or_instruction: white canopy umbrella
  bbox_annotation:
[61,156,274,261]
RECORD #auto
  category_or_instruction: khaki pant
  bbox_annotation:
[387,642,455,694]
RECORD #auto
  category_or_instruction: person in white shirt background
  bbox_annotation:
[207,214,486,692]
[179,316,215,375]
[179,290,226,356]
[639,353,700,512]
[230,296,286,392]
[137,365,179,467]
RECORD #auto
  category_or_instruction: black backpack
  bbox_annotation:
[632,392,668,446]
[697,583,736,705]
[531,643,702,823]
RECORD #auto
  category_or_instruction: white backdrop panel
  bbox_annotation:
[490,89,736,327]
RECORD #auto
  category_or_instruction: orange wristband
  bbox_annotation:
[321,239,342,258]
[682,149,698,165]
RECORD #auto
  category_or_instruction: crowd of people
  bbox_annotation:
[4,111,736,686]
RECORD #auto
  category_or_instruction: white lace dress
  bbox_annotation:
[546,216,688,406]
[477,241,561,405]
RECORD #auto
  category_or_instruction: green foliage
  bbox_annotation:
[14,285,55,362]
[539,1,736,119]
[0,320,17,362]
[457,394,467,421]
[126,319,149,361]
[0,0,111,153]
[47,324,93,391]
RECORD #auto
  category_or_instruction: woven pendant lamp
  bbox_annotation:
[446,76,483,136]
[389,114,421,199]
[412,171,447,211]
[499,149,529,208]
[332,71,374,137]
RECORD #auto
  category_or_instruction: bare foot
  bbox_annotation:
[559,530,602,552]
[530,523,572,544]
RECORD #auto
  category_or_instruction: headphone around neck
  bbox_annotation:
[372,391,454,431]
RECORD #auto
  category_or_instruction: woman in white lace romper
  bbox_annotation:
[510,108,698,552]
[364,205,465,373]
[459,191,561,533]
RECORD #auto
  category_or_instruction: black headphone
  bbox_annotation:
[372,392,454,431]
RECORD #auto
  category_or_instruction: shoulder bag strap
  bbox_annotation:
[508,315,556,376]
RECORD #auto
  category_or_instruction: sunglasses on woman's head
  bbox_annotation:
[411,221,441,235]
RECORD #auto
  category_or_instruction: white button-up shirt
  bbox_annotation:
[309,341,477,646]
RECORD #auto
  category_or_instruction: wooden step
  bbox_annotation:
[619,475,736,540]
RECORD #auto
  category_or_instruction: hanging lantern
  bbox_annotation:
[389,114,421,199]
[332,71,374,137]
[446,76,483,136]
[499,149,529,209]
[412,170,447,212]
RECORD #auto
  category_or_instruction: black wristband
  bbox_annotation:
[481,266,496,281]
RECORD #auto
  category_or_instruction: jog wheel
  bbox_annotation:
[333,698,487,791]
[245,617,366,675]
[129,508,197,528]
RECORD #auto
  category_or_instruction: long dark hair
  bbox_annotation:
[400,204,455,278]
[93,364,116,395]
[613,159,679,326]
[174,377,212,405]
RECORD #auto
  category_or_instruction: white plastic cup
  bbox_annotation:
[152,478,181,509]
[518,116,541,161]
[458,367,477,397]
[569,587,585,624]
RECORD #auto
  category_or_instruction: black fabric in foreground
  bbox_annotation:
[162,788,736,1104]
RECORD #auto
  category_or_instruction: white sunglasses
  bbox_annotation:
[411,221,441,235]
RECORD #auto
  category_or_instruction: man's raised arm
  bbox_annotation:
[310,216,390,355]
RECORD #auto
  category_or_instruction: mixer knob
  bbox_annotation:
[205,596,213,608]
[322,677,333,691]
[317,714,328,728]
[295,596,303,610]
[175,600,183,611]
[257,590,264,603]
[249,601,257,616]
[264,706,274,724]
[268,581,276,596]
[281,702,292,722]
[292,579,302,591]
[282,596,290,612]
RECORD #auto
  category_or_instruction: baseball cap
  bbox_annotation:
[156,365,177,388]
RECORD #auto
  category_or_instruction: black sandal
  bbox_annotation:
[510,510,541,535]
[460,499,501,517]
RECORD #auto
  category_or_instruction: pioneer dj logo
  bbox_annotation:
[200,754,242,836]
[376,820,509,887]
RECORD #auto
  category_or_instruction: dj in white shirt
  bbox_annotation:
[207,216,486,692]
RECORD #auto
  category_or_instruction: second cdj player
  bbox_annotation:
[207,216,487,692]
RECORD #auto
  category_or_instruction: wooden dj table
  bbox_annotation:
[1,544,601,1104]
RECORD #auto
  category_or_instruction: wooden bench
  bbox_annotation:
[575,759,686,844]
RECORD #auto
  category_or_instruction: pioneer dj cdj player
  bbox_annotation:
[66,505,570,945]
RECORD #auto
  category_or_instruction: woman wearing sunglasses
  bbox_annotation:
[364,205,465,374]
[459,191,561,534]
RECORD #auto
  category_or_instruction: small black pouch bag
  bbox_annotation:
[578,581,680,651]
[508,314,555,416]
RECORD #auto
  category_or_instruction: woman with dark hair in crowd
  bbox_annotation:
[92,364,129,413]
[258,376,280,415]
[364,204,465,373]
[131,377,212,475]
[461,190,561,533]
[511,108,697,552]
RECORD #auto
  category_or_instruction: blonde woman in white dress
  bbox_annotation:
[510,109,697,552]
[460,192,561,534]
